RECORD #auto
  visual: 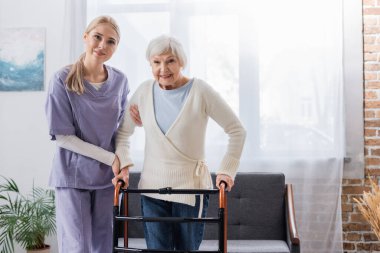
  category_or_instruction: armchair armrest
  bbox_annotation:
[286,184,300,251]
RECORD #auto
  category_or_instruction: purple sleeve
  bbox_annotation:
[45,71,76,140]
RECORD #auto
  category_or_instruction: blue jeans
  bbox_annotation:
[141,194,209,250]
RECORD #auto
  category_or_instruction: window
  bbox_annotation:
[86,1,363,251]
[87,0,363,176]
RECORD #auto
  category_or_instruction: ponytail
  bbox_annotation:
[65,53,86,95]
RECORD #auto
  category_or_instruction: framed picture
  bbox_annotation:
[0,28,45,91]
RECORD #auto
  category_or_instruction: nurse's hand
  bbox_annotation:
[130,104,142,127]
[216,174,234,192]
[112,155,120,176]
[112,166,130,189]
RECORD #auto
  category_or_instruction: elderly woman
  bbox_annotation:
[113,34,246,251]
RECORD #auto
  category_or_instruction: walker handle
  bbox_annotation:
[113,180,125,206]
[219,180,227,189]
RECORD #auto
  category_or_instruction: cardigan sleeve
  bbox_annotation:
[203,82,246,179]
[115,91,139,169]
[115,80,153,169]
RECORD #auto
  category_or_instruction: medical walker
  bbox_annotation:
[112,181,228,253]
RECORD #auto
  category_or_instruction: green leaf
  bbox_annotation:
[0,176,19,194]
[0,228,15,253]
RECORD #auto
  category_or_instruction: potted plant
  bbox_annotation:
[0,176,56,253]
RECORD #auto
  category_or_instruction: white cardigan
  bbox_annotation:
[116,78,246,206]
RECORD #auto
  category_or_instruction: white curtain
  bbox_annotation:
[85,1,344,252]
[60,0,87,66]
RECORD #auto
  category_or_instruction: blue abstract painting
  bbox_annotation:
[0,28,45,91]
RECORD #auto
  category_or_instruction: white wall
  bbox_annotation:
[0,0,67,252]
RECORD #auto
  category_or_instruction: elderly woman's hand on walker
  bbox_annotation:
[216,174,234,191]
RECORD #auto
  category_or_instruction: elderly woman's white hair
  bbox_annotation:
[146,35,187,68]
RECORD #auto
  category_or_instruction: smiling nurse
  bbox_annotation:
[45,16,129,253]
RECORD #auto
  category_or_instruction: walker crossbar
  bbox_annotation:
[113,181,228,253]
[113,247,220,253]
[115,216,220,223]
[121,187,219,194]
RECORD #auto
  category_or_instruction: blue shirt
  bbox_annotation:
[153,79,193,134]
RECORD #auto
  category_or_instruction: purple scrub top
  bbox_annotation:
[45,65,129,189]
